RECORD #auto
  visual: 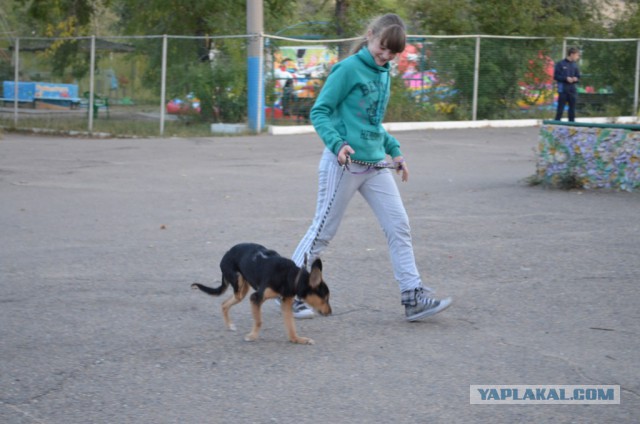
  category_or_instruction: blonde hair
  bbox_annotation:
[349,13,407,56]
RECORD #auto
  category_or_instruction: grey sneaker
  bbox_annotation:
[275,297,315,319]
[403,288,452,321]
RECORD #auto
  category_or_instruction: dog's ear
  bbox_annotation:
[309,258,323,288]
[311,257,322,271]
[294,264,305,288]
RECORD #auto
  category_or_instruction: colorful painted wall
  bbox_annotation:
[537,122,640,192]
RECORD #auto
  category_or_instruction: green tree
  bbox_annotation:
[113,0,298,122]
[404,0,611,119]
[407,0,602,37]
[611,1,640,38]
[584,1,640,115]
[15,0,113,78]
[405,0,475,35]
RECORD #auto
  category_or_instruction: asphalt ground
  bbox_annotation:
[1,127,638,423]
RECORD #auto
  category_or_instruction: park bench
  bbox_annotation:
[1,81,82,110]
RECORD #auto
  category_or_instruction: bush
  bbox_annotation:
[165,58,247,124]
[386,76,458,122]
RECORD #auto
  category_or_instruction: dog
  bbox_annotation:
[191,243,331,344]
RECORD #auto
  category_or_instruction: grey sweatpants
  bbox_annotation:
[292,148,431,294]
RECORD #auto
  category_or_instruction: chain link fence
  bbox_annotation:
[1,34,638,136]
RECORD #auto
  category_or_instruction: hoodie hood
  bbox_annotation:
[308,45,403,163]
[356,47,391,73]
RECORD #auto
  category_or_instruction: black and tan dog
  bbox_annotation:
[191,243,331,344]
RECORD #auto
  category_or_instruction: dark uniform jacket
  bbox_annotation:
[554,58,580,93]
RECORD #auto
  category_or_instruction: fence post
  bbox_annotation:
[247,0,264,133]
[160,35,168,136]
[13,37,19,127]
[634,39,640,117]
[472,36,480,121]
[88,35,96,132]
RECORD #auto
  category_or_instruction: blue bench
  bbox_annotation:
[2,81,82,110]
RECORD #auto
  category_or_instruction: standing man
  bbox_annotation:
[554,47,581,121]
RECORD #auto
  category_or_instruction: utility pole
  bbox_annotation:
[247,0,264,132]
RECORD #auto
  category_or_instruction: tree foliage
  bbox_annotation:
[13,0,113,78]
[5,0,638,121]
[111,0,299,122]
[582,1,640,115]
[406,0,603,37]
[18,0,105,35]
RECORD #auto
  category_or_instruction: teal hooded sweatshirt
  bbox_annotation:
[310,47,403,163]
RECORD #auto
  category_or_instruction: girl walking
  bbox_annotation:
[290,13,451,321]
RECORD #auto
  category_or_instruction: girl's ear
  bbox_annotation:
[366,29,373,40]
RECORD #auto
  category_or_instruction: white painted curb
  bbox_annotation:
[267,116,639,135]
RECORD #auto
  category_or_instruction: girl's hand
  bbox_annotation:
[394,156,409,182]
[338,144,355,165]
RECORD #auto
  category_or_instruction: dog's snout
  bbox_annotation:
[319,304,332,316]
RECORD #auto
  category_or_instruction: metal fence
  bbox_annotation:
[0,34,638,136]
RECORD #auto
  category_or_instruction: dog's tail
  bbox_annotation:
[191,280,228,296]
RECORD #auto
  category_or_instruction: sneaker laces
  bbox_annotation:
[415,288,439,307]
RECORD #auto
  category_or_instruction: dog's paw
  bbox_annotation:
[244,333,258,342]
[227,323,237,332]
